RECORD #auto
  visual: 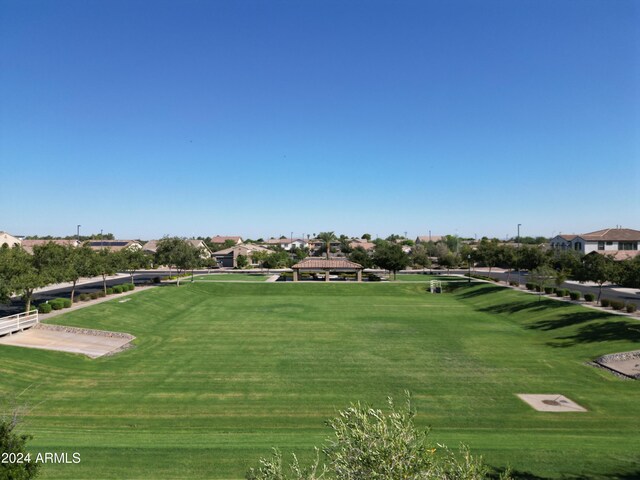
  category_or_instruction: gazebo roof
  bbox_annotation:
[291,258,363,269]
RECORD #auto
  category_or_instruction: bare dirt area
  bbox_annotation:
[0,323,135,358]
[595,351,640,379]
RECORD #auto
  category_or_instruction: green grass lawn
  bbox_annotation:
[191,273,271,281]
[1,282,639,479]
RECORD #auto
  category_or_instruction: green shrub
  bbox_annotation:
[38,303,52,314]
[627,304,637,313]
[584,293,595,302]
[97,290,106,298]
[90,292,99,300]
[534,285,542,292]
[106,287,114,295]
[79,293,90,301]
[600,298,611,307]
[525,282,535,290]
[49,299,64,310]
[569,291,581,301]
[113,285,123,294]
[556,289,566,297]
[509,281,519,287]
[544,286,554,294]
[611,300,625,311]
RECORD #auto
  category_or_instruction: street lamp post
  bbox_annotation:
[77,224,81,242]
[517,223,522,286]
[468,254,471,283]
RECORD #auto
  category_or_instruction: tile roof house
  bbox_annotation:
[86,240,143,252]
[349,239,376,251]
[210,236,243,245]
[212,244,270,268]
[0,232,22,248]
[21,239,80,254]
[550,228,640,257]
[415,235,443,244]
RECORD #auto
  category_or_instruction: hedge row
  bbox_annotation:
[36,284,135,313]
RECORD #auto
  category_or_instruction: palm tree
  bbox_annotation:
[317,231,336,259]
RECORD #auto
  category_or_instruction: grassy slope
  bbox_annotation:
[0,282,638,479]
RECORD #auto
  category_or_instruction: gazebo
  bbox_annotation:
[291,258,364,282]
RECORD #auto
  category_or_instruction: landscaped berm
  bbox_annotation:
[1,281,639,479]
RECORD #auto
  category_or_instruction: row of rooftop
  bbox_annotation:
[1,228,639,268]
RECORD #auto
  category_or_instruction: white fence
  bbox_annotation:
[0,310,39,336]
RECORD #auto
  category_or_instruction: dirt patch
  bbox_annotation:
[517,394,587,412]
[595,350,640,379]
[0,324,135,358]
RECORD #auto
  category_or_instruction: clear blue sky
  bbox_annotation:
[1,0,638,240]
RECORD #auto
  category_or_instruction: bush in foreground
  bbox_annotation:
[627,304,637,313]
[556,289,567,298]
[584,293,595,302]
[247,394,511,480]
[569,291,581,301]
[0,416,40,479]
[601,298,611,308]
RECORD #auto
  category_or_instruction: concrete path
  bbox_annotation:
[0,326,133,358]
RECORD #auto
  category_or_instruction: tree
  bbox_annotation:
[263,251,291,269]
[439,252,460,274]
[529,265,555,300]
[118,248,151,284]
[411,244,431,269]
[497,245,516,283]
[348,247,373,269]
[5,247,51,313]
[251,250,270,272]
[577,253,620,303]
[94,249,121,295]
[236,254,249,269]
[247,394,499,480]
[361,233,371,241]
[62,246,96,303]
[476,238,499,273]
[373,242,410,279]
[317,232,336,260]
[0,415,40,480]
[618,256,640,288]
[155,237,200,286]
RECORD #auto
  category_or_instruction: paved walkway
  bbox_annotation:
[39,285,154,321]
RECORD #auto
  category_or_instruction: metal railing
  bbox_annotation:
[0,310,39,336]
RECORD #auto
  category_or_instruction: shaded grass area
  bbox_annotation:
[0,282,638,479]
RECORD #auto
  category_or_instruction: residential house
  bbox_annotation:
[21,239,80,254]
[348,239,376,251]
[212,244,270,268]
[415,235,443,244]
[550,228,640,256]
[263,238,309,251]
[0,232,22,248]
[86,240,143,252]
[210,236,243,246]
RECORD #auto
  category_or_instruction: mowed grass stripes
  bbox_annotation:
[0,282,638,479]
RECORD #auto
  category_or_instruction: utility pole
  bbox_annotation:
[77,224,81,242]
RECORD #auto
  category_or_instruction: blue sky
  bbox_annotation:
[1,0,638,240]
